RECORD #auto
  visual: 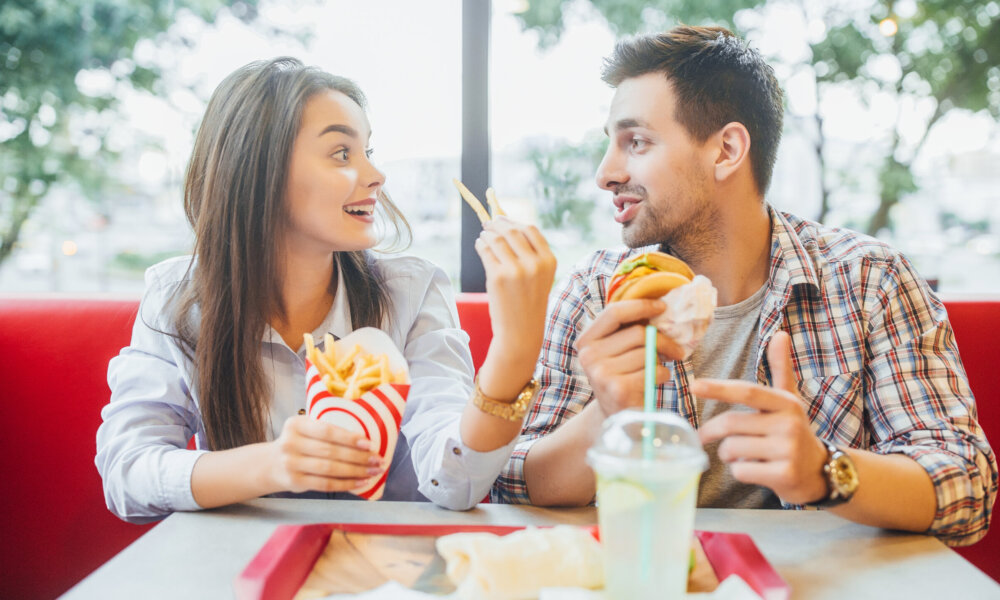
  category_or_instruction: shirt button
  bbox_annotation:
[297,409,306,415]
[452,447,462,456]
[431,479,439,486]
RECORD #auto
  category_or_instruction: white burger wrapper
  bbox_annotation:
[648,275,718,359]
[305,327,410,501]
[436,526,604,600]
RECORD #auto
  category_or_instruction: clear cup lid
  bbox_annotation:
[587,409,708,478]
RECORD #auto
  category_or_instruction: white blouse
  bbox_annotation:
[97,254,514,523]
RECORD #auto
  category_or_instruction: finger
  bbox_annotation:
[727,460,789,490]
[767,331,797,394]
[592,346,652,377]
[485,187,506,217]
[453,179,491,225]
[474,236,501,270]
[690,379,794,413]
[295,437,383,466]
[484,219,536,260]
[716,434,783,463]
[478,230,519,264]
[655,331,687,362]
[699,411,777,445]
[297,456,385,480]
[520,223,553,255]
[582,323,650,360]
[292,416,372,450]
[577,299,666,346]
[295,474,376,493]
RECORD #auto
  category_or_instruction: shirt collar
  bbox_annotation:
[767,204,820,298]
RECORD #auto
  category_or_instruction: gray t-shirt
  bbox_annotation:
[689,283,781,509]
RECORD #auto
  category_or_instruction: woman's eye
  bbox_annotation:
[365,147,375,159]
[332,148,349,161]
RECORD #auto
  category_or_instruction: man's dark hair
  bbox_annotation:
[602,26,784,194]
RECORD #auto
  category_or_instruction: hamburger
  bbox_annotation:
[605,251,696,303]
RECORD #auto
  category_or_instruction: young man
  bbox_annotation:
[491,26,996,545]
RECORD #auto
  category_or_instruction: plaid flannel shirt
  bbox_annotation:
[492,206,997,546]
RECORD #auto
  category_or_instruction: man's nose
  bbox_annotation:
[595,148,626,191]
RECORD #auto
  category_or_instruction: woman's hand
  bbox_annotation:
[268,415,385,493]
[474,217,557,398]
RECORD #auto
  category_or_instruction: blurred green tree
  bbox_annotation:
[527,133,606,239]
[0,0,262,265]
[516,0,1000,235]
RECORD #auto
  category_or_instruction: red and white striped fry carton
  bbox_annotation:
[305,328,410,500]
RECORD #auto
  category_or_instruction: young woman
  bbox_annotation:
[96,57,555,522]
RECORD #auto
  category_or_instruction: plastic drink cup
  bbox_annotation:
[587,409,708,600]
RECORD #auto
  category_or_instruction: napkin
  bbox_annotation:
[435,526,604,600]
[305,328,410,500]
[648,275,717,359]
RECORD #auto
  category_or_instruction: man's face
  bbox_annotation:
[596,73,717,253]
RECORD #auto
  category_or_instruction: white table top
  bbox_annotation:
[61,499,1000,599]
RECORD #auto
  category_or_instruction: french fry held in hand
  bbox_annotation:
[303,333,407,399]
[453,178,505,225]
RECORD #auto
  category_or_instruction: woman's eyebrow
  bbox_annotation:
[318,123,358,138]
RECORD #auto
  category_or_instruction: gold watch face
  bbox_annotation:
[831,454,859,494]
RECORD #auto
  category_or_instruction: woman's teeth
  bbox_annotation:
[344,203,375,216]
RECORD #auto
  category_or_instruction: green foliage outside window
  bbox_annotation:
[0,0,262,266]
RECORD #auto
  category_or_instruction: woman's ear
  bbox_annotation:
[714,122,751,184]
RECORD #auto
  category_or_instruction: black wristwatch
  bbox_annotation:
[808,441,859,508]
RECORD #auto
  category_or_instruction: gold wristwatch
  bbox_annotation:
[808,442,859,508]
[472,375,539,422]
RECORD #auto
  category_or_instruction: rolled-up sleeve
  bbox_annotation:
[399,263,517,511]
[96,264,208,523]
[864,254,997,545]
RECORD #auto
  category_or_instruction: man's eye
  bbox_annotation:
[631,138,647,151]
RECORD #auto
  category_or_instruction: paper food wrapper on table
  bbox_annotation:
[435,526,604,600]
[306,327,410,501]
[649,275,718,359]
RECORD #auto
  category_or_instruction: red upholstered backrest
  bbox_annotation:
[0,296,153,600]
[943,298,1000,581]
[456,292,492,372]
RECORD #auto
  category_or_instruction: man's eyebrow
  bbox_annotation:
[610,118,648,133]
[604,118,648,136]
[318,124,358,138]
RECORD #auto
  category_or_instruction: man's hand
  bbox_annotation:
[575,299,687,417]
[693,331,829,505]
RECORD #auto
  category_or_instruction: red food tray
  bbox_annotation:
[234,523,789,600]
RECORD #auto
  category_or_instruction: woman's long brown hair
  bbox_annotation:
[173,57,411,451]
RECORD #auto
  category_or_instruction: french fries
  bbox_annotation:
[304,333,406,399]
[453,178,505,225]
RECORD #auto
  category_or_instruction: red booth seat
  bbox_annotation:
[0,293,996,598]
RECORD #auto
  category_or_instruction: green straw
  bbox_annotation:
[643,324,657,458]
[640,324,657,585]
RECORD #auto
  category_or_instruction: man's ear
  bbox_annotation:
[713,122,751,183]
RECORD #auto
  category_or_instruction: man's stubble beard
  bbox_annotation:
[621,189,722,265]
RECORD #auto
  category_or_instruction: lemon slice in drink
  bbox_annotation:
[597,478,654,513]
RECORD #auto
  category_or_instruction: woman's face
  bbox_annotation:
[284,89,385,256]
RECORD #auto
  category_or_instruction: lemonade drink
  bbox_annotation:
[587,410,707,600]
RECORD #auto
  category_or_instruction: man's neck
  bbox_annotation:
[677,201,772,307]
